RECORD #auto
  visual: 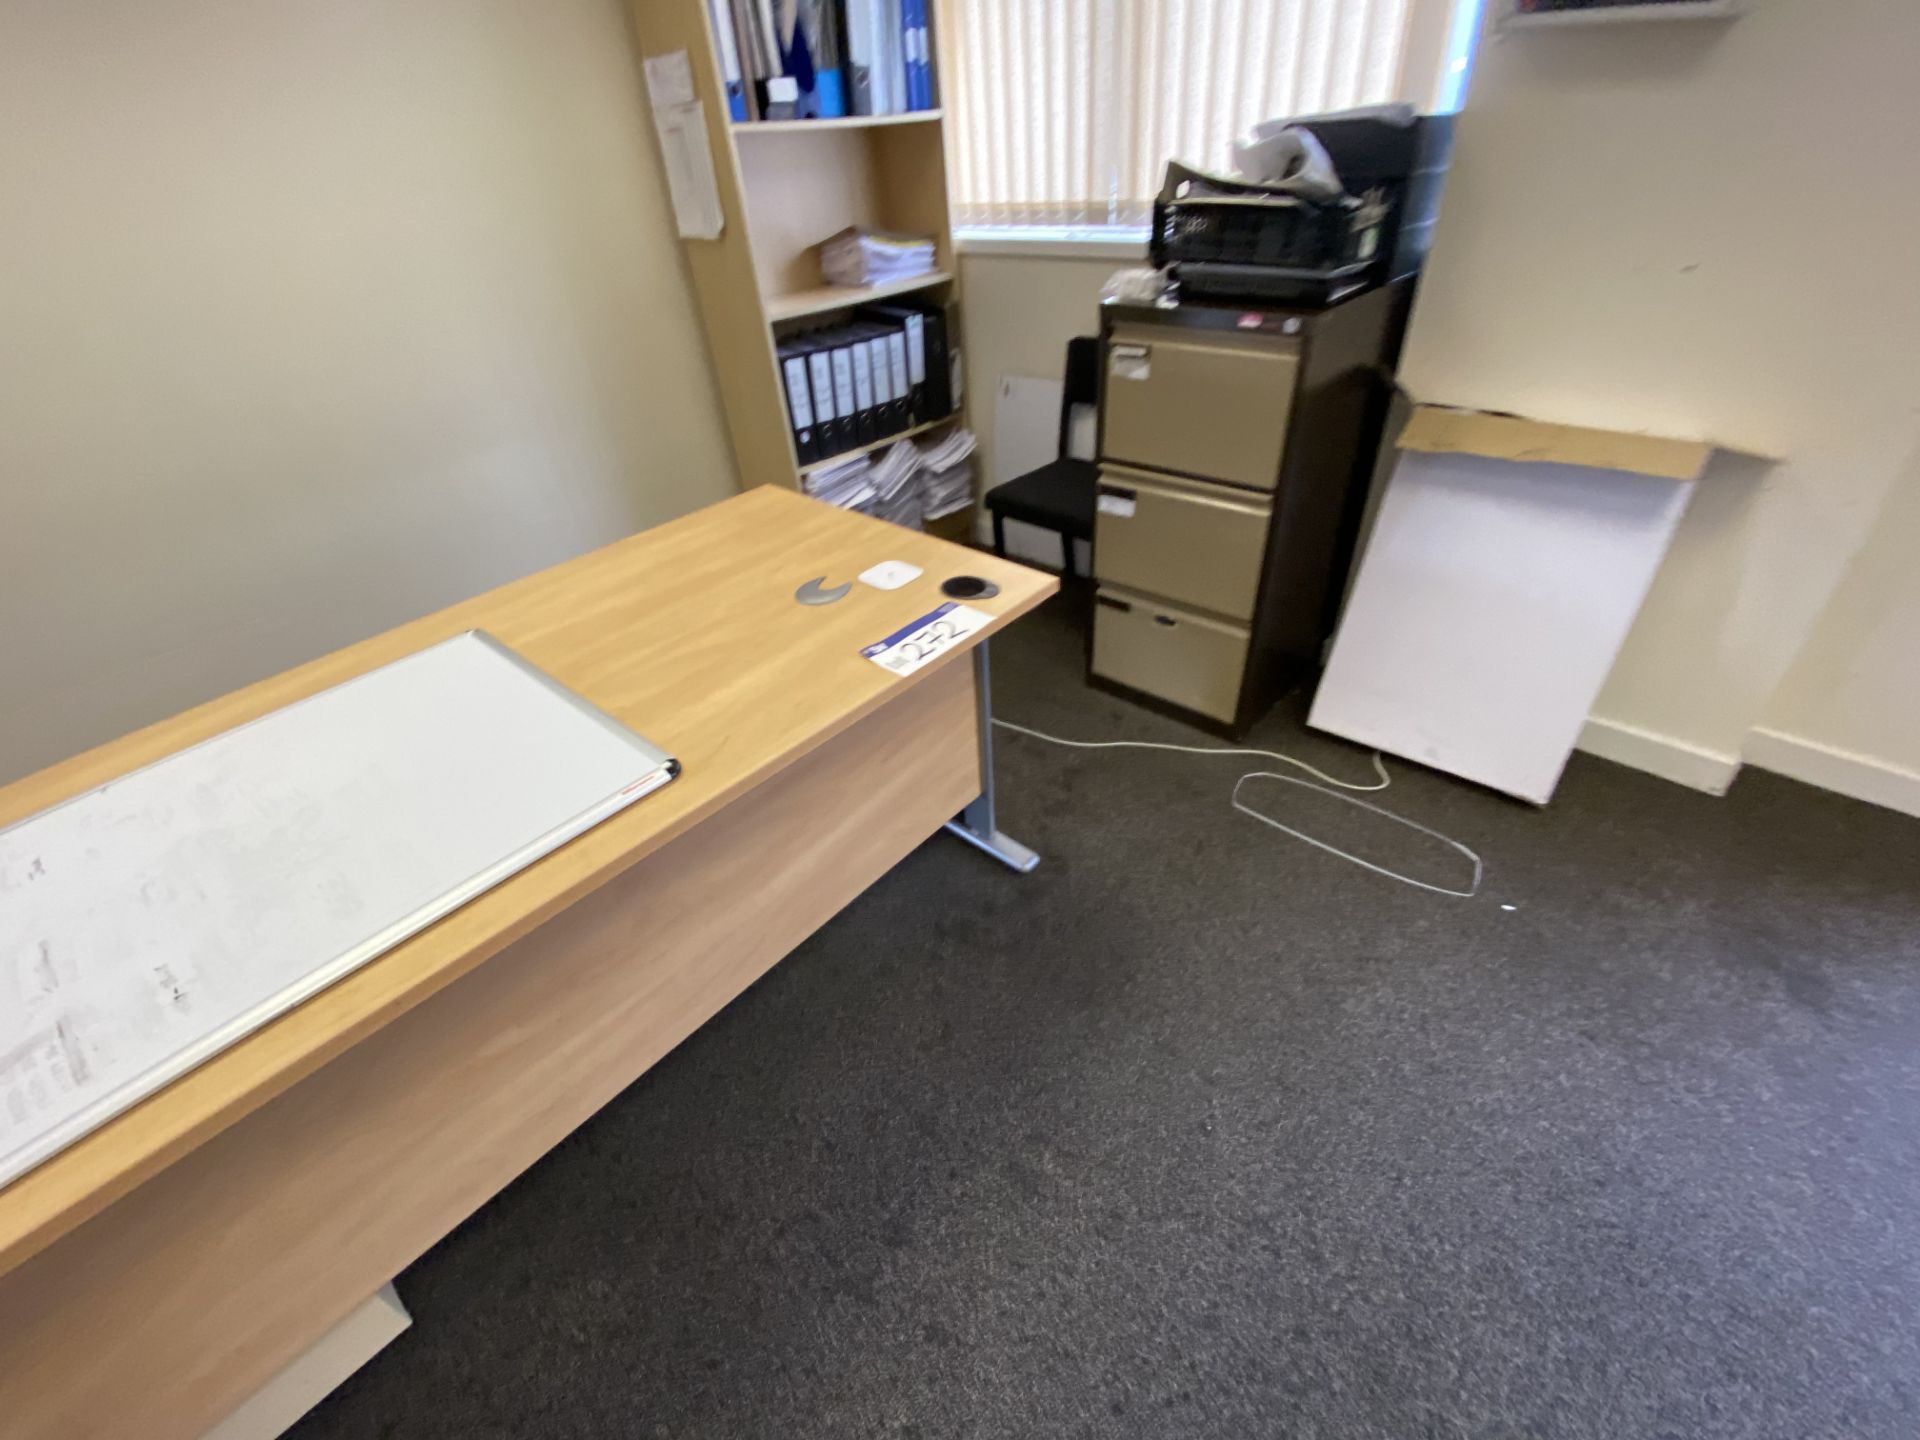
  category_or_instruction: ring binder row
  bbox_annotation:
[778,299,959,465]
[712,0,935,124]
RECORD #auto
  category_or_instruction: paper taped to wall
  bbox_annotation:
[642,49,698,107]
[643,50,723,241]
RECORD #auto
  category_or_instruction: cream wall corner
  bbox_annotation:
[0,0,736,786]
[1399,0,1920,803]
[1748,447,1920,817]
[957,251,1122,523]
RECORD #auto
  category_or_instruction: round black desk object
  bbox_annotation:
[941,575,999,600]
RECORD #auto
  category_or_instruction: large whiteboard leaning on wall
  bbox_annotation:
[1311,406,1765,803]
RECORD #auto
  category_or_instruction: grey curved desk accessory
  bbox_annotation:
[794,577,851,606]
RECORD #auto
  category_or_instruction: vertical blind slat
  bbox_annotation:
[941,0,1408,229]
[948,0,1420,228]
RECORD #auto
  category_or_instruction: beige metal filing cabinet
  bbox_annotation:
[1090,284,1409,736]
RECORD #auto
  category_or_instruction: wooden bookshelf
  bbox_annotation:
[624,1,972,527]
[765,270,954,322]
[734,110,944,135]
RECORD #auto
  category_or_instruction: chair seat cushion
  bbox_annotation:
[984,458,1098,537]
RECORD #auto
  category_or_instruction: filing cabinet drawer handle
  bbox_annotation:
[1096,595,1133,613]
[1153,614,1178,628]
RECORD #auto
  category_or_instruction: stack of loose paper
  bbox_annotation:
[869,439,925,530]
[919,427,977,519]
[821,227,937,288]
[804,455,877,511]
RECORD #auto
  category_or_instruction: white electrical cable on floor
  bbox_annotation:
[991,719,1483,899]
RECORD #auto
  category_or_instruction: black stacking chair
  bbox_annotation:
[984,336,1100,578]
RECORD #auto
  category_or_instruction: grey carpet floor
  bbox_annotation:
[292,592,1920,1440]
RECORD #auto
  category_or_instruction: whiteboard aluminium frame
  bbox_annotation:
[0,630,679,1191]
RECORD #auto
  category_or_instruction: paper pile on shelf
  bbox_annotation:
[805,428,975,526]
[869,439,925,530]
[919,427,977,519]
[821,227,937,288]
[804,455,877,511]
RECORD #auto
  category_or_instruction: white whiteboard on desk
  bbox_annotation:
[0,631,677,1189]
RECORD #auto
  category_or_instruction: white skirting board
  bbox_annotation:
[204,1285,411,1440]
[1576,715,1742,796]
[1527,719,1920,816]
[1743,728,1920,819]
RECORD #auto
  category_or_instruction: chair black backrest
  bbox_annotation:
[1057,336,1101,459]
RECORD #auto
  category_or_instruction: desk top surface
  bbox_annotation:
[0,486,1054,1274]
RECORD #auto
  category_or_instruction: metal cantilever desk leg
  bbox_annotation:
[944,641,1041,873]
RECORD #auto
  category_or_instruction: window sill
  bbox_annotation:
[954,226,1152,262]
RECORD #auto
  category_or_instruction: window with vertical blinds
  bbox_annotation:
[939,0,1420,230]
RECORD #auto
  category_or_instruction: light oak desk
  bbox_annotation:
[0,487,1055,1439]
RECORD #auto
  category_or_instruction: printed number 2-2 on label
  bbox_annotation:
[859,603,990,678]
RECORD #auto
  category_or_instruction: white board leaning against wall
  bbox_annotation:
[1310,405,1760,804]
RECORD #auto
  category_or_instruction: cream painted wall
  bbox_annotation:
[959,252,1123,506]
[1398,1,1920,778]
[0,0,736,785]
[1759,445,1920,787]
